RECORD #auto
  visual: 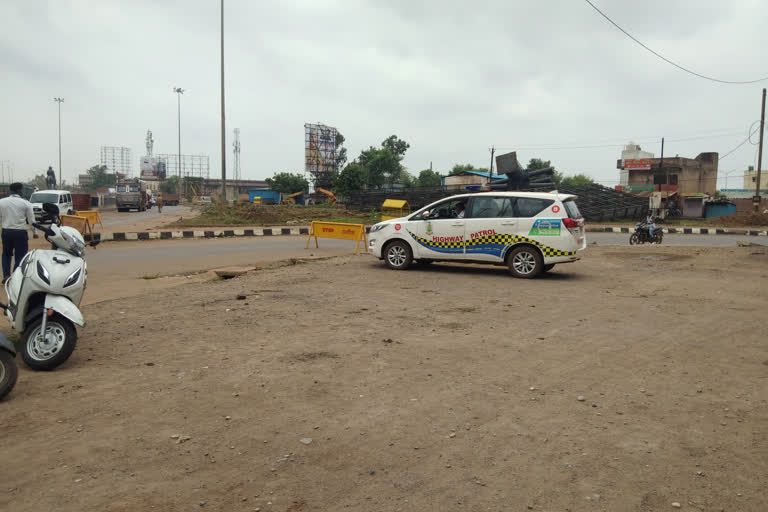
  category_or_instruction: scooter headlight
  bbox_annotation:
[36,261,51,285]
[64,267,82,288]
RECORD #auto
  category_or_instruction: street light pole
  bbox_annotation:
[220,0,227,202]
[54,97,64,188]
[173,87,184,196]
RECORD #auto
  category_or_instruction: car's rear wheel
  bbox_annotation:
[384,240,412,270]
[507,246,543,279]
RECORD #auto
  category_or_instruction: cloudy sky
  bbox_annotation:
[1,0,767,188]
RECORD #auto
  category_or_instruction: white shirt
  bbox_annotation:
[0,194,35,231]
[457,210,465,218]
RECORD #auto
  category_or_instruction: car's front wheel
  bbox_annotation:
[384,240,412,270]
[507,246,543,279]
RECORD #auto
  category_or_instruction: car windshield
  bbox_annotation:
[30,193,58,203]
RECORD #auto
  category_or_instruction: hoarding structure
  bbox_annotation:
[156,154,210,180]
[305,123,337,181]
[100,146,132,177]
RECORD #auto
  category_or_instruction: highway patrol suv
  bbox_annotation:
[368,192,586,278]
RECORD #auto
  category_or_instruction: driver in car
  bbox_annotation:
[455,202,466,219]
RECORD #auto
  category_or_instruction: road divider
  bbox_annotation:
[305,221,369,254]
[71,224,766,243]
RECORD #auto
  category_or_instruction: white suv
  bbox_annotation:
[29,190,75,221]
[369,191,586,278]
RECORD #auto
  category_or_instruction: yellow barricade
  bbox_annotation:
[60,215,94,240]
[305,221,368,255]
[74,210,104,230]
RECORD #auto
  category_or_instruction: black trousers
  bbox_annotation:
[2,229,29,278]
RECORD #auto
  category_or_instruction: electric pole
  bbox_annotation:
[174,87,184,196]
[220,0,227,203]
[54,97,64,188]
[489,146,495,184]
[755,88,765,211]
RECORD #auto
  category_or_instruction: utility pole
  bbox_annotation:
[755,87,766,211]
[220,0,227,203]
[54,97,64,189]
[174,87,184,196]
[488,146,495,184]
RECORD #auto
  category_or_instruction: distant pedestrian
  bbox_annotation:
[156,192,163,214]
[0,183,36,283]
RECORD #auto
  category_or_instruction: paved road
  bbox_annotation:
[98,205,191,228]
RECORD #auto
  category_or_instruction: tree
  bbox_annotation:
[335,132,348,171]
[381,135,410,158]
[400,171,416,189]
[160,176,180,195]
[334,162,367,196]
[417,169,442,187]
[27,174,49,190]
[525,158,552,172]
[449,163,487,176]
[559,173,595,188]
[265,172,309,194]
[78,164,116,192]
[358,146,402,187]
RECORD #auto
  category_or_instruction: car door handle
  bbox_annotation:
[501,221,516,225]
[451,222,464,226]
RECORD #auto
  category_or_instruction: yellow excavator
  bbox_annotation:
[316,187,337,205]
[280,191,304,205]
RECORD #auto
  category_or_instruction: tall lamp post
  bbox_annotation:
[54,97,64,188]
[220,0,227,202]
[173,87,184,196]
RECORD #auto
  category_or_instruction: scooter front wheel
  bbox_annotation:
[22,314,78,371]
[0,350,18,399]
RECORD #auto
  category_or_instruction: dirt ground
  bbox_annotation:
[1,246,767,512]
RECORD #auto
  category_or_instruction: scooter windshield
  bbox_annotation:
[57,230,85,257]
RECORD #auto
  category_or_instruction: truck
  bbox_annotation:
[163,194,180,206]
[116,178,149,212]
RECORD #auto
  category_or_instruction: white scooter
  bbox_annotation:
[0,203,98,371]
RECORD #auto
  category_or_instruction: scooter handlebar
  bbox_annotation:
[32,223,55,237]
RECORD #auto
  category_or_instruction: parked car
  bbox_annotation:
[29,190,74,221]
[368,191,586,278]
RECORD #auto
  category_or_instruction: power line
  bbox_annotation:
[582,0,768,85]
[719,123,762,161]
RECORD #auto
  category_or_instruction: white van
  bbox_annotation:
[368,191,586,278]
[29,190,75,221]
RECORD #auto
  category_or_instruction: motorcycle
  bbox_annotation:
[0,203,99,371]
[630,222,663,245]
[0,333,17,399]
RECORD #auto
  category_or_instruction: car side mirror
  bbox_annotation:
[422,210,431,219]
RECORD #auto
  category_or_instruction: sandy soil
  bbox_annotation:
[1,246,767,512]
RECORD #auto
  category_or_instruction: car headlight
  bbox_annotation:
[370,223,387,233]
[37,261,51,285]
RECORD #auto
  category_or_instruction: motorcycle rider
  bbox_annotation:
[646,212,656,243]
